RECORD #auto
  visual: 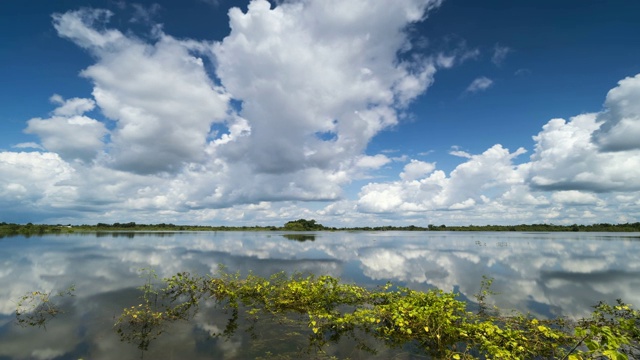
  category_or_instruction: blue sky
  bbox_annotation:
[1,0,640,226]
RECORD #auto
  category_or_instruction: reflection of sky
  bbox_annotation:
[0,231,639,358]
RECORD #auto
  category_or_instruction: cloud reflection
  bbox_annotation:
[0,231,638,358]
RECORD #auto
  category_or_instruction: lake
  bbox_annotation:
[0,231,638,359]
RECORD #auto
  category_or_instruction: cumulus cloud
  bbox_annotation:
[213,0,441,178]
[465,76,493,93]
[400,159,435,181]
[53,8,230,174]
[528,113,640,192]
[357,145,527,214]
[25,96,107,163]
[2,0,640,226]
[592,73,640,151]
[0,0,451,223]
[0,152,75,216]
[356,154,392,169]
[50,95,96,116]
[354,72,640,225]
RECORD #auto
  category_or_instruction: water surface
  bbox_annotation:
[0,231,638,359]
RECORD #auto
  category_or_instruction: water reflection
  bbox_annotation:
[281,233,316,242]
[0,231,638,359]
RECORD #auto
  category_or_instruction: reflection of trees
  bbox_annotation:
[95,232,175,238]
[281,234,316,242]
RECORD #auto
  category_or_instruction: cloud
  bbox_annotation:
[436,53,456,68]
[50,96,96,116]
[3,1,640,226]
[449,146,472,159]
[433,39,479,69]
[25,116,107,163]
[357,144,527,214]
[592,73,640,151]
[551,191,601,205]
[52,9,124,50]
[130,3,162,24]
[353,72,640,225]
[53,8,230,174]
[209,0,443,191]
[1,1,448,223]
[0,152,75,214]
[528,113,640,192]
[491,44,511,66]
[213,0,441,175]
[400,159,435,181]
[356,154,392,169]
[465,76,493,93]
[13,142,45,150]
[24,97,107,163]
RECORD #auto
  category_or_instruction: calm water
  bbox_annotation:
[0,231,638,359]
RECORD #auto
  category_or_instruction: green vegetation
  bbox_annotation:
[14,285,75,328]
[2,219,640,237]
[109,269,639,359]
[15,268,640,358]
[283,219,327,231]
[0,222,72,238]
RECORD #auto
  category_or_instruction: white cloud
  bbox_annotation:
[213,0,441,179]
[357,145,527,214]
[552,191,601,205]
[52,9,124,50]
[353,72,640,225]
[13,142,45,150]
[2,2,640,226]
[205,0,443,201]
[436,53,455,68]
[491,44,511,66]
[0,152,75,211]
[593,73,640,151]
[449,198,475,210]
[25,97,106,163]
[400,159,435,181]
[2,1,448,223]
[53,8,230,174]
[465,76,493,93]
[51,96,95,116]
[528,113,640,192]
[449,146,472,158]
[356,154,391,169]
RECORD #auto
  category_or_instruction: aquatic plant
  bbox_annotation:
[111,269,639,359]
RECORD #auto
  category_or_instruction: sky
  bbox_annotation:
[1,0,640,227]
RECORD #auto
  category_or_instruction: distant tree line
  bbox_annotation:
[2,220,640,238]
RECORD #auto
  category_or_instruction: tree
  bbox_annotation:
[283,219,325,231]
